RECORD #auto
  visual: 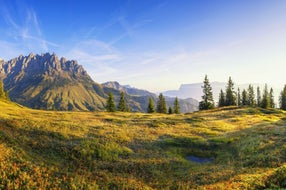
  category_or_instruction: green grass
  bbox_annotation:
[1,99,286,189]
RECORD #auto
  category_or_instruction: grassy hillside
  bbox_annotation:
[1,99,286,189]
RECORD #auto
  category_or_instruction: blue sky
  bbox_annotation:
[0,0,286,92]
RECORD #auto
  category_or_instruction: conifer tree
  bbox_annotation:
[257,86,261,107]
[106,92,116,112]
[248,85,255,106]
[225,77,236,106]
[269,87,275,108]
[261,84,270,109]
[118,91,127,111]
[280,85,286,110]
[173,97,180,114]
[241,89,248,106]
[156,93,167,113]
[147,97,155,113]
[199,75,214,110]
[237,88,241,106]
[218,89,225,107]
[168,107,173,114]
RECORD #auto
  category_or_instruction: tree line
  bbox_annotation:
[200,75,286,110]
[106,91,180,114]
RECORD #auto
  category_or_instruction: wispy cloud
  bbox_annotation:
[0,1,58,57]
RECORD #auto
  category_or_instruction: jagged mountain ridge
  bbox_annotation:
[0,53,106,111]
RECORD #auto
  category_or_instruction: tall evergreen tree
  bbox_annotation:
[261,84,270,109]
[225,77,236,106]
[241,89,248,106]
[269,88,275,108]
[218,89,225,107]
[157,93,167,113]
[280,85,286,110]
[106,92,116,112]
[173,97,180,114]
[257,86,261,107]
[248,85,255,106]
[199,75,214,110]
[168,107,173,114]
[237,88,241,106]
[118,91,127,111]
[147,97,155,113]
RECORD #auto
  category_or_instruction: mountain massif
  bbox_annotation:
[0,53,198,112]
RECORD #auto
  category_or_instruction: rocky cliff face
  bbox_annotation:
[0,53,106,111]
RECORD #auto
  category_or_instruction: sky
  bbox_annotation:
[0,0,286,92]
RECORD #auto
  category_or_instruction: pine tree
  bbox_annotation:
[199,75,214,110]
[257,87,261,107]
[269,87,275,108]
[157,93,167,113]
[248,85,255,106]
[225,77,236,106]
[218,89,225,107]
[106,92,116,112]
[173,97,180,114]
[147,97,155,113]
[237,88,241,106]
[261,84,270,109]
[168,107,173,114]
[241,89,248,106]
[280,85,286,110]
[118,91,127,111]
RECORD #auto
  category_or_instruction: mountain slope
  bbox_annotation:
[0,53,106,111]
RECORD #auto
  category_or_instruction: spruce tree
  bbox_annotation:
[237,88,241,106]
[225,77,236,106]
[147,97,155,113]
[261,84,270,109]
[218,89,225,107]
[168,107,173,114]
[248,85,255,106]
[199,75,214,110]
[106,92,116,112]
[241,89,248,106]
[173,97,180,114]
[280,85,286,110]
[257,87,261,107]
[118,91,127,111]
[269,88,275,108]
[0,80,4,98]
[157,93,167,113]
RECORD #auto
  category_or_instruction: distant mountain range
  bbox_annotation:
[0,53,198,112]
[163,82,282,104]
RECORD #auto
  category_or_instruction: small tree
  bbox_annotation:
[157,93,167,113]
[173,97,180,114]
[118,91,127,111]
[257,87,261,107]
[248,85,255,106]
[225,77,236,106]
[241,89,248,106]
[0,80,4,98]
[147,97,155,113]
[218,89,225,107]
[237,88,241,106]
[261,84,270,109]
[168,107,173,114]
[106,92,116,112]
[199,75,214,110]
[269,88,275,108]
[280,85,286,110]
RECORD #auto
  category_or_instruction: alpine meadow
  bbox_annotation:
[1,0,286,189]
